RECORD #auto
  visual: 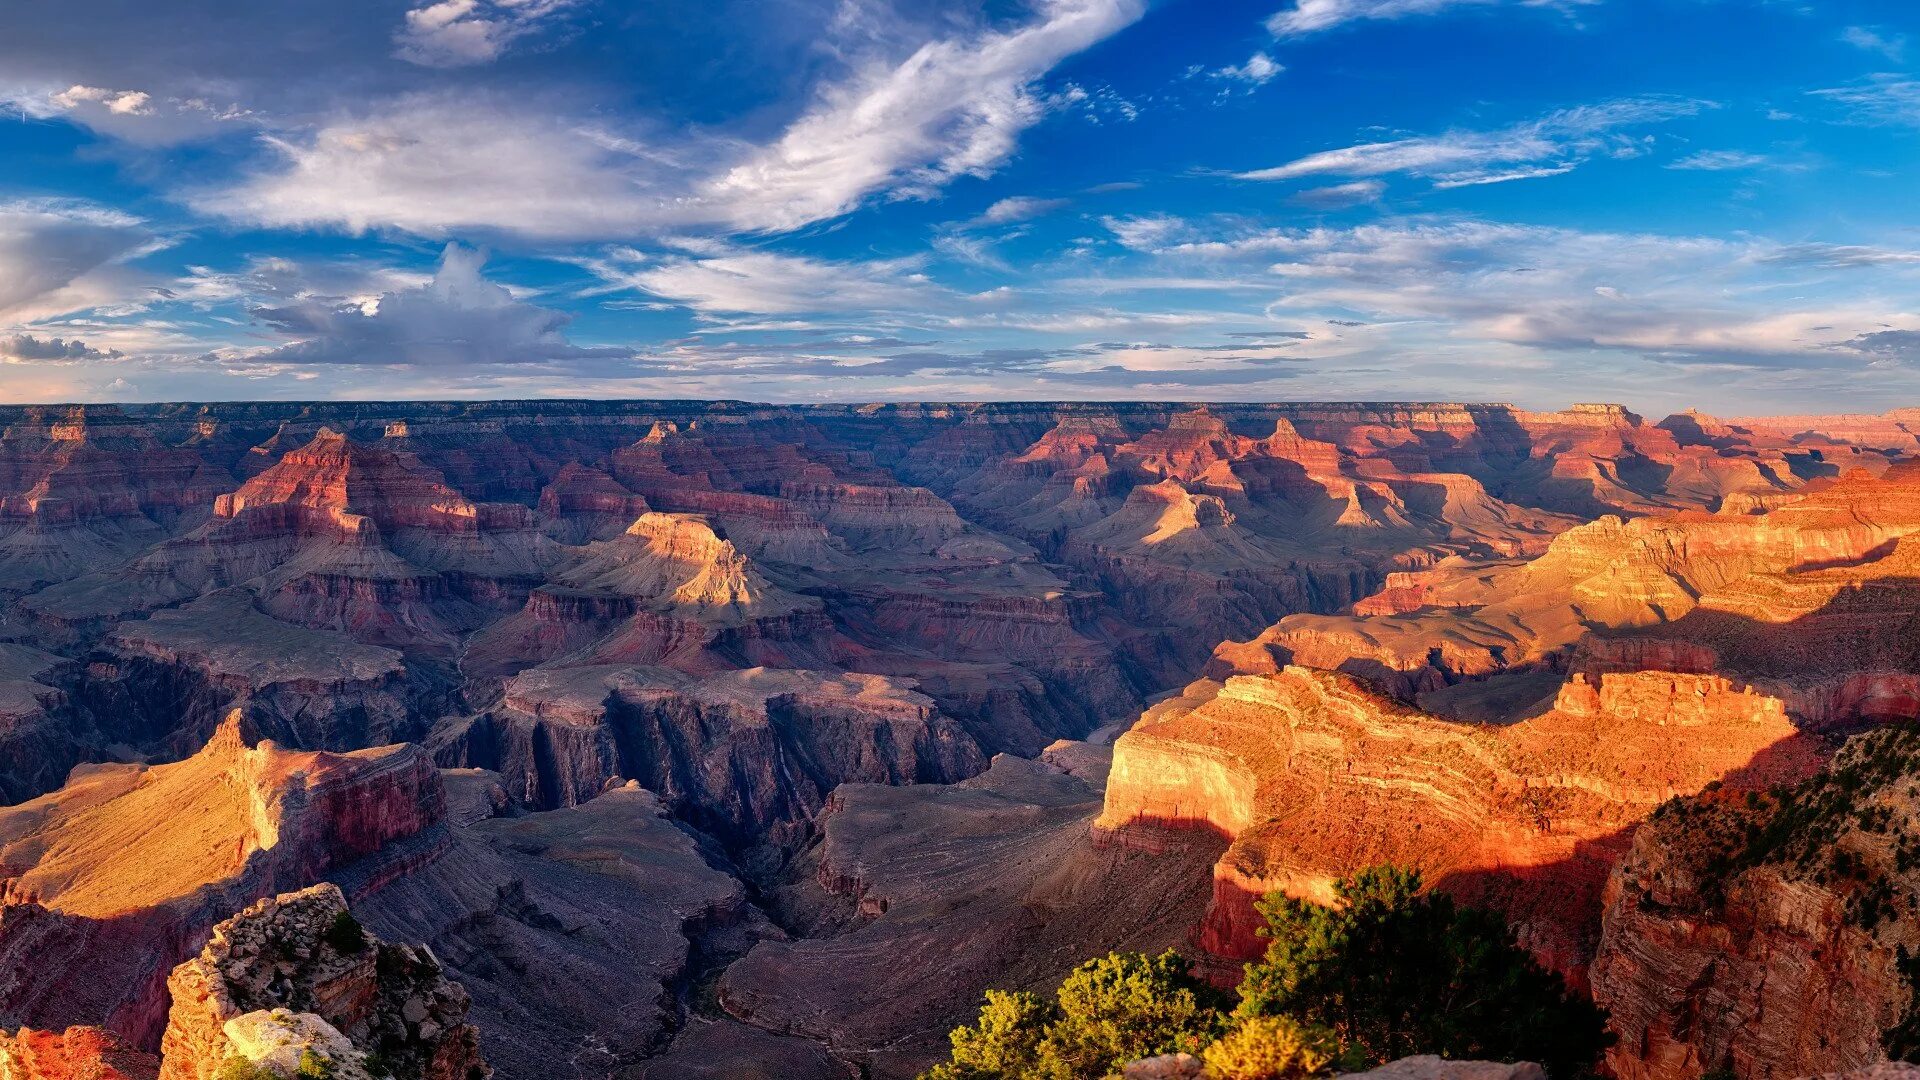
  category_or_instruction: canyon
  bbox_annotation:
[0,398,1913,1078]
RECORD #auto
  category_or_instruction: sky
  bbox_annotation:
[1,0,1917,413]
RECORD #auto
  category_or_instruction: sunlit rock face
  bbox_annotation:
[0,400,1904,1078]
[1094,665,1824,981]
[0,1025,160,1080]
[0,713,444,1046]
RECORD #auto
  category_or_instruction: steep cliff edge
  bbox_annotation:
[719,748,1220,1078]
[158,883,486,1080]
[1095,666,1826,977]
[0,714,445,1045]
[1592,725,1920,1080]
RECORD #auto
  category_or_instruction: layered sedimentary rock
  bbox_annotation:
[719,747,1221,1078]
[158,884,486,1080]
[1592,725,1920,1080]
[1096,666,1825,977]
[434,665,983,844]
[347,779,767,1079]
[1221,464,1920,723]
[94,591,415,754]
[0,715,443,1044]
[0,399,1905,1079]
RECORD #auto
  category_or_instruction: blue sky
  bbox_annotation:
[1,0,1916,412]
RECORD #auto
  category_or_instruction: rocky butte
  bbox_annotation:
[0,399,1911,1078]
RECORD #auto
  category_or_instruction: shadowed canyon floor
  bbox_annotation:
[0,399,1914,1078]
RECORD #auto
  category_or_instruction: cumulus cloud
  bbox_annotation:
[0,333,122,362]
[1265,0,1593,37]
[249,243,629,366]
[1235,96,1710,188]
[50,85,152,115]
[395,0,578,68]
[0,200,159,322]
[1213,53,1283,87]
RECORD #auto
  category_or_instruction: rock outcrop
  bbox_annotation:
[1592,725,1920,1080]
[1096,666,1825,978]
[158,884,486,1080]
[0,1026,160,1080]
[0,714,444,1044]
[720,747,1221,1078]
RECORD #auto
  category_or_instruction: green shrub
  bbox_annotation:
[921,949,1226,1079]
[1235,866,1611,1077]
[1202,1015,1339,1080]
[324,911,369,955]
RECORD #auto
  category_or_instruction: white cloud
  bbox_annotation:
[705,0,1146,232]
[206,1,1142,240]
[1812,76,1920,129]
[1117,214,1920,365]
[1666,149,1772,171]
[249,243,630,366]
[1265,0,1593,37]
[200,95,694,240]
[586,246,939,316]
[50,85,152,115]
[1236,96,1709,188]
[971,195,1072,227]
[395,0,579,68]
[0,200,159,323]
[1213,53,1283,87]
[1841,26,1907,61]
[1290,179,1386,208]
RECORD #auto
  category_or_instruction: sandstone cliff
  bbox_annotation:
[1096,666,1825,977]
[0,714,444,1045]
[1592,725,1920,1080]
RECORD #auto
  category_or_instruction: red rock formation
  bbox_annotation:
[1226,465,1920,709]
[0,714,444,1045]
[1591,725,1920,1080]
[0,1026,160,1080]
[1095,666,1825,978]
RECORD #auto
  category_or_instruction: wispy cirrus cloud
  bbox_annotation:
[1811,76,1920,128]
[581,246,940,317]
[201,0,1144,240]
[1106,213,1920,368]
[1264,0,1596,38]
[1666,149,1774,171]
[707,0,1146,232]
[1840,25,1907,62]
[1234,96,1710,188]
